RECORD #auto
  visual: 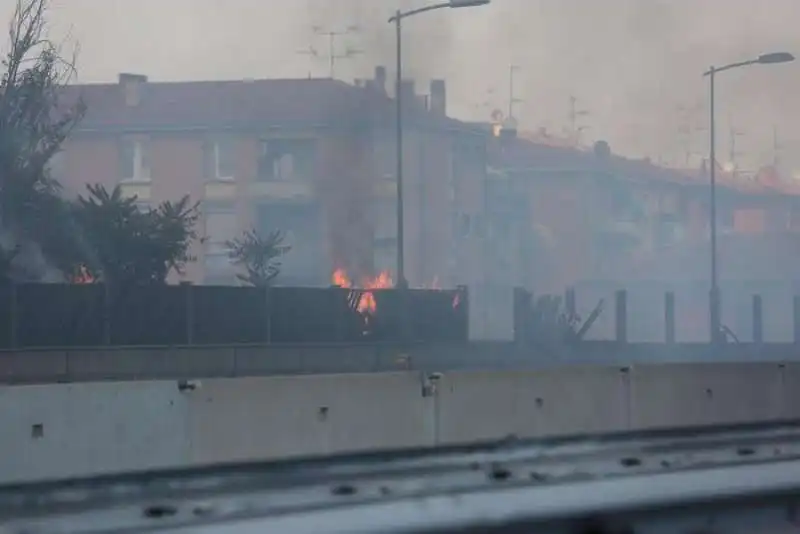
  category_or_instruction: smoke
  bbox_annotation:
[28,0,800,170]
[449,0,800,169]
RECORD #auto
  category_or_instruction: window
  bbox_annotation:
[372,201,397,243]
[609,184,643,222]
[119,137,151,182]
[257,139,315,181]
[655,214,682,247]
[372,136,395,180]
[453,212,470,239]
[212,138,235,180]
[203,203,237,274]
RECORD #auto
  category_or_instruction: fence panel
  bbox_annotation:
[0,283,471,347]
[192,286,268,344]
[110,285,187,346]
[16,284,104,348]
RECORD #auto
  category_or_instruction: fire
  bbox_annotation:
[331,268,393,313]
[72,265,95,284]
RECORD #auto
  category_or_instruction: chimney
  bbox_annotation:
[119,73,147,107]
[429,79,446,115]
[374,66,387,92]
[399,79,415,104]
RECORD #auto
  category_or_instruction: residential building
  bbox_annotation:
[55,69,488,288]
[488,127,800,292]
[486,125,800,341]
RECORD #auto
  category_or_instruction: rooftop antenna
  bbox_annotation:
[298,24,362,79]
[676,102,707,166]
[568,95,590,146]
[728,124,744,172]
[508,65,523,119]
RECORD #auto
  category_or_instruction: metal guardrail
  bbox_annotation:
[5,420,800,533]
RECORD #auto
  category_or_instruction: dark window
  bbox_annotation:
[655,214,681,247]
[257,139,315,181]
[213,138,236,179]
[119,137,151,181]
[609,183,642,221]
[119,138,135,180]
[204,203,236,275]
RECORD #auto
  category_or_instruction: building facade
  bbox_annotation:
[55,69,488,288]
[488,131,800,293]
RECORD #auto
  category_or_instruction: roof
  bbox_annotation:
[62,76,476,134]
[488,135,800,197]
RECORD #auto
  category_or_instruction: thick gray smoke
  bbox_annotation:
[29,0,800,171]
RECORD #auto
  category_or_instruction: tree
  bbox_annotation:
[0,0,85,281]
[226,229,290,287]
[72,184,200,285]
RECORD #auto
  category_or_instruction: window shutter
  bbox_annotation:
[140,137,152,179]
[118,136,134,180]
[202,137,214,180]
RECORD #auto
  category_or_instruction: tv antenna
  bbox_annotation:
[298,25,362,78]
[676,103,707,166]
[568,95,590,146]
[508,65,523,119]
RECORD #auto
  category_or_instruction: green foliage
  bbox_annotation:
[0,1,203,285]
[73,184,200,285]
[225,229,290,287]
[0,0,84,280]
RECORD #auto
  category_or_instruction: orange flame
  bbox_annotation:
[331,268,392,313]
[72,265,95,284]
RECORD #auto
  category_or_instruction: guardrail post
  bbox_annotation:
[565,286,576,318]
[265,286,272,343]
[181,282,193,345]
[102,282,111,345]
[513,287,531,344]
[752,294,763,344]
[794,296,800,344]
[664,291,675,344]
[615,289,627,343]
[9,282,17,349]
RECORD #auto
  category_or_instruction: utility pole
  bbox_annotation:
[508,65,522,118]
[298,25,362,78]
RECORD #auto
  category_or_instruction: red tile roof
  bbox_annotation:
[63,77,473,133]
[489,135,800,197]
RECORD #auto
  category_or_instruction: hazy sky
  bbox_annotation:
[5,0,800,171]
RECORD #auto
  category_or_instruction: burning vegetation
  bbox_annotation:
[331,268,392,313]
[72,265,95,284]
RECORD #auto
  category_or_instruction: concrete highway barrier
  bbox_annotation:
[1,363,798,483]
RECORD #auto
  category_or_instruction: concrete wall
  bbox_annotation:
[0,381,189,482]
[4,342,800,385]
[3,363,800,484]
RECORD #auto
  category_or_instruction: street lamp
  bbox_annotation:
[388,0,491,289]
[703,51,794,343]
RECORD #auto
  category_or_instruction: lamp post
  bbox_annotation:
[704,51,794,342]
[388,0,490,288]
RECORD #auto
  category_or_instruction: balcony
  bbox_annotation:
[118,181,151,201]
[248,180,314,200]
